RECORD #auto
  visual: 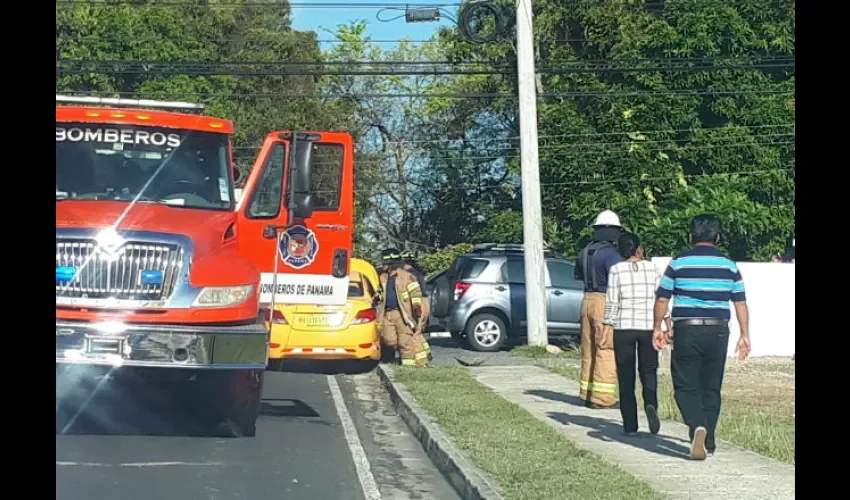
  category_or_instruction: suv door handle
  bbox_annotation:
[495,286,507,291]
[551,290,563,296]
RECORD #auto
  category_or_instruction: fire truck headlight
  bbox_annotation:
[192,285,254,307]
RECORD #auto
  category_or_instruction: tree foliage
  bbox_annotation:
[56,0,360,179]
[56,0,795,266]
[423,0,794,262]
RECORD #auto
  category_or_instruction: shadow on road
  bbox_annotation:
[267,359,378,375]
[260,398,319,418]
[56,368,324,437]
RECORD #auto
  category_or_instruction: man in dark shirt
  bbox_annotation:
[574,210,624,409]
[653,214,751,460]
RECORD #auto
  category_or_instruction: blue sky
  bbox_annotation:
[291,1,454,47]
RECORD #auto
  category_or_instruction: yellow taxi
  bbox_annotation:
[267,258,381,366]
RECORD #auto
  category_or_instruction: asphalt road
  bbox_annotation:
[56,364,460,500]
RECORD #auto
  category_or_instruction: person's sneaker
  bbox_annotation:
[707,449,715,458]
[646,405,661,435]
[624,431,638,437]
[690,426,708,460]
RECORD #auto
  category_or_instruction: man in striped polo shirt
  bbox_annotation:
[652,214,751,461]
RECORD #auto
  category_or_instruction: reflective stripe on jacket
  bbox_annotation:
[377,268,423,330]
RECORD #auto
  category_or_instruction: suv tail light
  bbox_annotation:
[454,281,472,301]
[352,308,377,324]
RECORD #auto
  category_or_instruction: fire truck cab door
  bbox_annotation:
[237,131,353,306]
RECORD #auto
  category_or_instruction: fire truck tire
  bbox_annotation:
[196,369,263,438]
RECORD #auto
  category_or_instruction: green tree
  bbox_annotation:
[424,0,794,260]
[321,21,453,255]
[56,0,360,179]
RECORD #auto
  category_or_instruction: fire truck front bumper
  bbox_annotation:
[55,320,269,370]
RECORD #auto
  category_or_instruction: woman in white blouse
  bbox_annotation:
[603,232,665,436]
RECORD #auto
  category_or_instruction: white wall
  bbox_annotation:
[652,258,795,358]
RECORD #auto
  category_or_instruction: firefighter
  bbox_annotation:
[401,250,432,361]
[376,249,430,367]
[574,210,624,409]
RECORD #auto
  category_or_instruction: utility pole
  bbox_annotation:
[515,0,548,347]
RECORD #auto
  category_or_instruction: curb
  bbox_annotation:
[376,365,504,500]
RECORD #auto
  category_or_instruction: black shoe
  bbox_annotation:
[646,405,660,435]
[586,401,620,410]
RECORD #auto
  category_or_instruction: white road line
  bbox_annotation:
[428,331,452,338]
[327,375,382,500]
[56,461,221,467]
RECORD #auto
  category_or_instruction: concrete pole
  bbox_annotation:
[516,0,548,347]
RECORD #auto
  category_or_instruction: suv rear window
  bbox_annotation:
[500,259,526,284]
[459,258,489,280]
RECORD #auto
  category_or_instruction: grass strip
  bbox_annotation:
[394,366,666,500]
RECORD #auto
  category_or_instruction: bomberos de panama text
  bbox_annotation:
[261,283,335,296]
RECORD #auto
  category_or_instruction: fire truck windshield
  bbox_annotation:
[56,122,234,210]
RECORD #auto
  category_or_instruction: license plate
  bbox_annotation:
[84,336,126,356]
[298,313,343,327]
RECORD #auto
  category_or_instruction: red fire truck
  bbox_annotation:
[55,95,354,436]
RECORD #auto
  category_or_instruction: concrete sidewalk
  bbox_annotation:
[470,366,794,500]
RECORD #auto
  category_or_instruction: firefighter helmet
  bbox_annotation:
[400,250,416,263]
[592,210,621,227]
[381,248,403,265]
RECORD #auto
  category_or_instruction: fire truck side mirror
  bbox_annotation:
[292,193,313,219]
[290,141,314,219]
[232,165,242,183]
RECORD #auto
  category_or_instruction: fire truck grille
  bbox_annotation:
[56,239,184,301]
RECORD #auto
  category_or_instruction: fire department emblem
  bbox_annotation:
[278,225,319,269]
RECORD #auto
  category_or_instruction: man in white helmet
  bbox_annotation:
[574,210,624,409]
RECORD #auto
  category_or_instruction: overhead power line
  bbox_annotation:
[53,56,794,66]
[307,167,796,197]
[56,1,462,8]
[54,89,794,99]
[55,59,794,76]
[232,130,794,151]
[54,35,761,45]
[352,123,796,146]
[377,167,795,190]
[232,141,795,164]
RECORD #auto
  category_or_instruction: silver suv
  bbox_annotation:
[427,244,584,352]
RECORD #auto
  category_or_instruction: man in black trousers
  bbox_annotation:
[652,214,751,460]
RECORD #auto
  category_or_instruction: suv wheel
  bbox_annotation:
[431,274,452,317]
[465,314,506,352]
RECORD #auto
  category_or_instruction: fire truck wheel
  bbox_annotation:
[195,369,263,437]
